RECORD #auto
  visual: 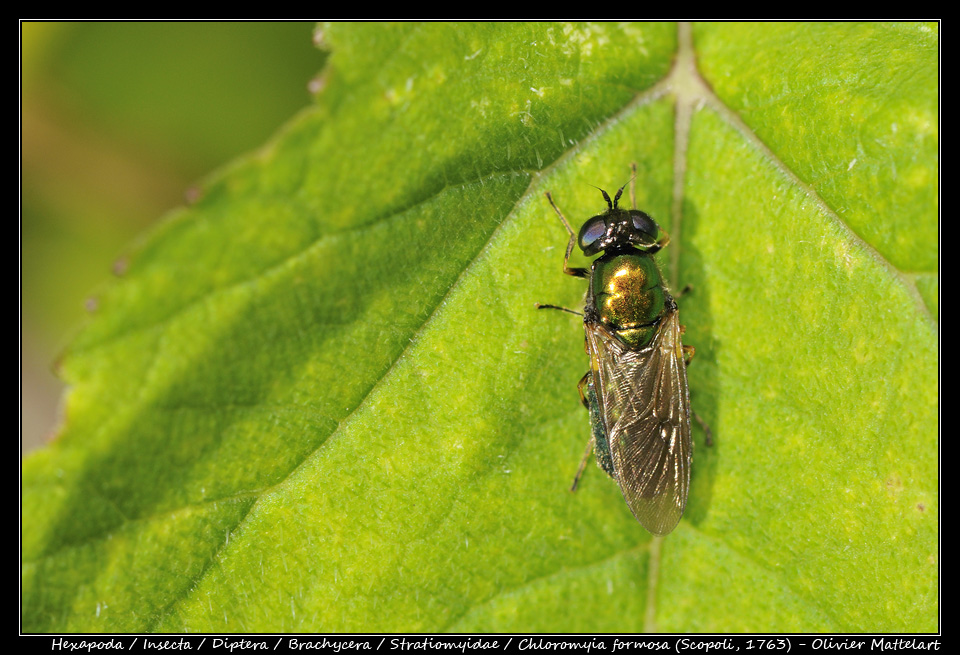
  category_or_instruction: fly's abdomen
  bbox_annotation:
[591,253,665,349]
[583,370,615,477]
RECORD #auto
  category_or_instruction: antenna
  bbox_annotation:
[612,185,624,209]
[612,170,636,209]
[598,188,613,209]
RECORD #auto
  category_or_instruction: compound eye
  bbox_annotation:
[578,217,606,254]
[631,211,658,238]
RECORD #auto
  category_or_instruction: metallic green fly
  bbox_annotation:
[538,170,699,536]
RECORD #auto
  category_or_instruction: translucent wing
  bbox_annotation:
[585,308,692,535]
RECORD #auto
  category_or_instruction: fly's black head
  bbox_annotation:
[577,186,662,256]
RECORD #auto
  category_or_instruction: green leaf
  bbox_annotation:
[22,22,937,633]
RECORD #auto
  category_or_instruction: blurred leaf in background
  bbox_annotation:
[21,22,937,633]
[21,21,324,451]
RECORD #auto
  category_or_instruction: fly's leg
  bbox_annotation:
[570,435,596,493]
[644,226,671,255]
[570,373,595,492]
[694,411,714,447]
[535,303,583,316]
[653,229,671,252]
[682,343,714,447]
[674,284,693,299]
[576,371,591,408]
[545,192,588,279]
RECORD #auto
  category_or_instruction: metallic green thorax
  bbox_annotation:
[589,252,666,348]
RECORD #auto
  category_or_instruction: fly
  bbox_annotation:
[538,167,702,536]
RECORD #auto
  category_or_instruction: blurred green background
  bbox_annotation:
[21,22,325,452]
